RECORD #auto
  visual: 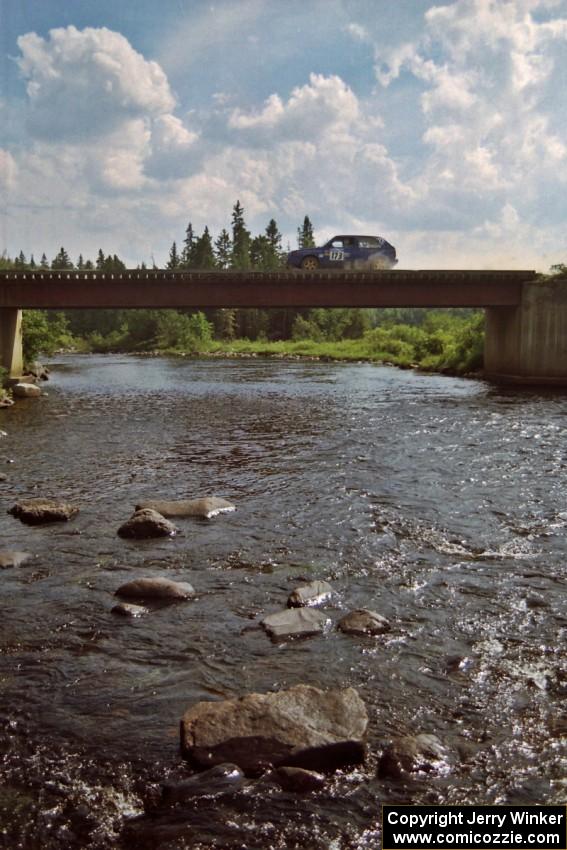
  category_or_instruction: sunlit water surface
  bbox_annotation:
[0,355,565,849]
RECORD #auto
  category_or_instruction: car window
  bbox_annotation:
[358,238,379,248]
[330,239,344,248]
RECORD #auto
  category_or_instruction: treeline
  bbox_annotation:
[2,200,486,374]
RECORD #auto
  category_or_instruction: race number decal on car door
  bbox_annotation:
[329,250,344,261]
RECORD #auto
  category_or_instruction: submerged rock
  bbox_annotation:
[273,766,326,793]
[111,602,149,617]
[12,383,42,398]
[160,763,245,805]
[8,498,79,525]
[0,550,32,569]
[181,684,368,775]
[338,609,391,636]
[135,497,235,519]
[287,580,335,608]
[117,509,178,539]
[115,577,195,601]
[378,733,450,780]
[261,607,328,640]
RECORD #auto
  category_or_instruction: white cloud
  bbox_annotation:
[229,74,362,141]
[17,26,175,140]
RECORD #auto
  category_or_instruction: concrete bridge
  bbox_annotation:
[0,268,566,384]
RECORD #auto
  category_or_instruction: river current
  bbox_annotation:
[0,354,565,849]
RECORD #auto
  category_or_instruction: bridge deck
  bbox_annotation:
[0,269,537,309]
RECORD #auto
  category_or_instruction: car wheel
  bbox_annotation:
[300,256,319,271]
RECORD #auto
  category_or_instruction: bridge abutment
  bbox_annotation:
[484,279,567,385]
[0,308,24,378]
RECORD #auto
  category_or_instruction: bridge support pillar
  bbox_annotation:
[0,308,24,378]
[484,279,567,385]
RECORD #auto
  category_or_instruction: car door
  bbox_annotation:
[324,237,353,268]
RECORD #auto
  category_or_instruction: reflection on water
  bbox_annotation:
[0,354,566,848]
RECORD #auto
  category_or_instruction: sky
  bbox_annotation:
[1,0,567,270]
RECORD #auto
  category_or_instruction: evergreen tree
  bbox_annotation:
[192,227,215,269]
[51,247,73,270]
[103,254,126,272]
[77,254,85,270]
[84,259,94,270]
[297,215,315,248]
[15,250,26,269]
[167,241,180,270]
[214,308,237,340]
[266,218,283,261]
[214,229,232,269]
[250,235,272,270]
[29,254,36,269]
[230,200,251,270]
[40,253,49,269]
[181,222,195,267]
[96,249,106,270]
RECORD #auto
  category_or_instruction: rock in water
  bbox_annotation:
[118,509,178,539]
[274,766,326,793]
[261,608,328,640]
[160,764,245,805]
[8,498,79,525]
[180,684,368,775]
[135,497,235,519]
[287,580,335,608]
[12,383,42,398]
[0,550,32,569]
[338,609,391,636]
[111,602,149,617]
[115,577,195,601]
[378,734,450,780]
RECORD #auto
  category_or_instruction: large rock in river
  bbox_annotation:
[180,684,368,775]
[8,498,79,525]
[135,497,235,519]
[115,577,195,601]
[261,608,328,640]
[378,733,450,780]
[287,580,335,608]
[118,508,178,539]
[338,609,391,636]
[12,382,42,398]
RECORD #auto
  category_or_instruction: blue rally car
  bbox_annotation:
[287,234,397,271]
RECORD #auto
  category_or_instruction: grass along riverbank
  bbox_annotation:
[22,309,485,377]
[150,311,485,375]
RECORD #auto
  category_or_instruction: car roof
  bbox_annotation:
[328,234,381,240]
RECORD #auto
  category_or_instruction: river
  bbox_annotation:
[0,354,565,849]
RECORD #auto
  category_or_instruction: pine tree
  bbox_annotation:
[214,308,237,340]
[266,218,282,254]
[297,215,315,248]
[51,247,73,270]
[29,254,36,269]
[214,229,232,270]
[192,227,216,269]
[84,259,94,270]
[230,200,251,270]
[15,250,26,269]
[96,249,105,270]
[181,222,195,267]
[40,253,49,269]
[77,254,85,270]
[167,241,180,270]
